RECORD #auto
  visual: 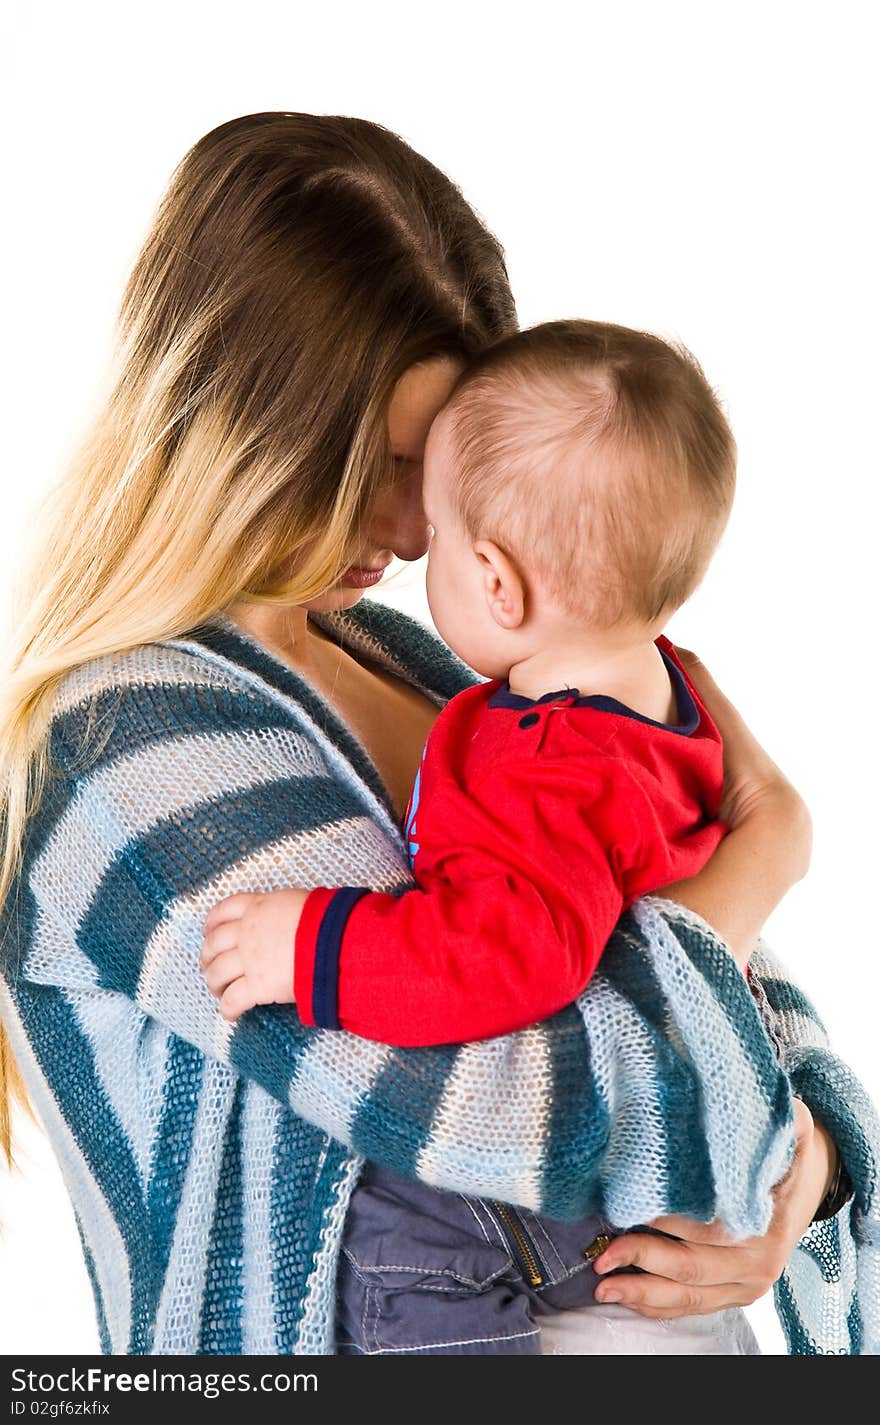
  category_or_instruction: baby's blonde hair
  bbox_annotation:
[441,319,737,629]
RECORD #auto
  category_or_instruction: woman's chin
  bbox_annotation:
[306,584,368,613]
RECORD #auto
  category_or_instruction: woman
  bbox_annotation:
[0,113,862,1355]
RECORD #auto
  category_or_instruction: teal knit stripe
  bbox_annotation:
[74,1224,112,1355]
[787,1050,879,1218]
[597,924,716,1221]
[538,1000,615,1222]
[348,1040,462,1178]
[197,1086,245,1355]
[268,1110,338,1353]
[775,1272,817,1354]
[660,905,786,1105]
[145,1036,206,1282]
[8,977,155,1351]
[312,599,481,706]
[52,679,299,777]
[760,977,827,1034]
[846,1291,863,1356]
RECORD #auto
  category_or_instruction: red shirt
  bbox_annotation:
[294,635,727,1045]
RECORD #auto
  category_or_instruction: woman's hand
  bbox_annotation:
[200,887,309,1019]
[653,647,813,968]
[676,647,811,865]
[591,1100,836,1318]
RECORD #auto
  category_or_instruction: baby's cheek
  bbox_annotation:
[424,552,447,625]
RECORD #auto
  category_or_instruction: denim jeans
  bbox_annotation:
[336,1160,625,1355]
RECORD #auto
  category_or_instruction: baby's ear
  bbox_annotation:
[474,539,525,630]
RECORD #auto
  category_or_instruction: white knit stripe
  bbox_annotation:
[51,646,247,718]
[294,1151,364,1355]
[151,1056,239,1353]
[236,815,411,895]
[26,725,328,993]
[785,1246,855,1353]
[577,977,670,1227]
[240,1087,284,1354]
[167,637,405,850]
[632,899,795,1235]
[0,978,133,1353]
[643,897,732,955]
[747,939,796,989]
[25,904,101,992]
[774,1009,828,1053]
[415,1030,551,1207]
[67,989,169,1192]
[288,1034,392,1144]
[136,904,235,1065]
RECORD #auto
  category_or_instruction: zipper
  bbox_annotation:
[491,1201,545,1287]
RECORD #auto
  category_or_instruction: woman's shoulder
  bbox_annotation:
[47,600,484,780]
[51,638,245,714]
[48,633,299,783]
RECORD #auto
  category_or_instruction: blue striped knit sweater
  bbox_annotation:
[0,601,877,1354]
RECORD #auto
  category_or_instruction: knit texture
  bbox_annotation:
[0,599,876,1354]
[747,943,880,1353]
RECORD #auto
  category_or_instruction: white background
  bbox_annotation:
[1,0,877,1356]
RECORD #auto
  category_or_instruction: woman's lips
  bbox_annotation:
[340,564,389,587]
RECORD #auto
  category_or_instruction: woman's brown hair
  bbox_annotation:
[0,112,518,1166]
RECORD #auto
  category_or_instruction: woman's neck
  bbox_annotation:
[221,599,318,669]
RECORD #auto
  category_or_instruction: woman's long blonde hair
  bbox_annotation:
[0,111,517,1167]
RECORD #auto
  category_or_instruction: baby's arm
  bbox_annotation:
[201,754,633,1044]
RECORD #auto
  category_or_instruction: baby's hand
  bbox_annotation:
[199,888,309,1021]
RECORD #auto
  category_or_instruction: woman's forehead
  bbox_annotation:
[387,356,463,454]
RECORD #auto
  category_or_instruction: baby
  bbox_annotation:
[200,319,759,1354]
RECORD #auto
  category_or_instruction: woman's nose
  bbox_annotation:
[370,473,431,564]
[393,519,431,564]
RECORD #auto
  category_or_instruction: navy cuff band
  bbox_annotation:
[311,886,372,1029]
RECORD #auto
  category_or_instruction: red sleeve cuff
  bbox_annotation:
[293,887,338,1027]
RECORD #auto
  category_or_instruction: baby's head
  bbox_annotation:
[421,319,736,678]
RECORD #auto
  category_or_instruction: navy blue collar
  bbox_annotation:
[486,646,701,736]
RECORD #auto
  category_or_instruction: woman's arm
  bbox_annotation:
[658,796,809,971]
[651,649,844,1224]
[650,647,812,969]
